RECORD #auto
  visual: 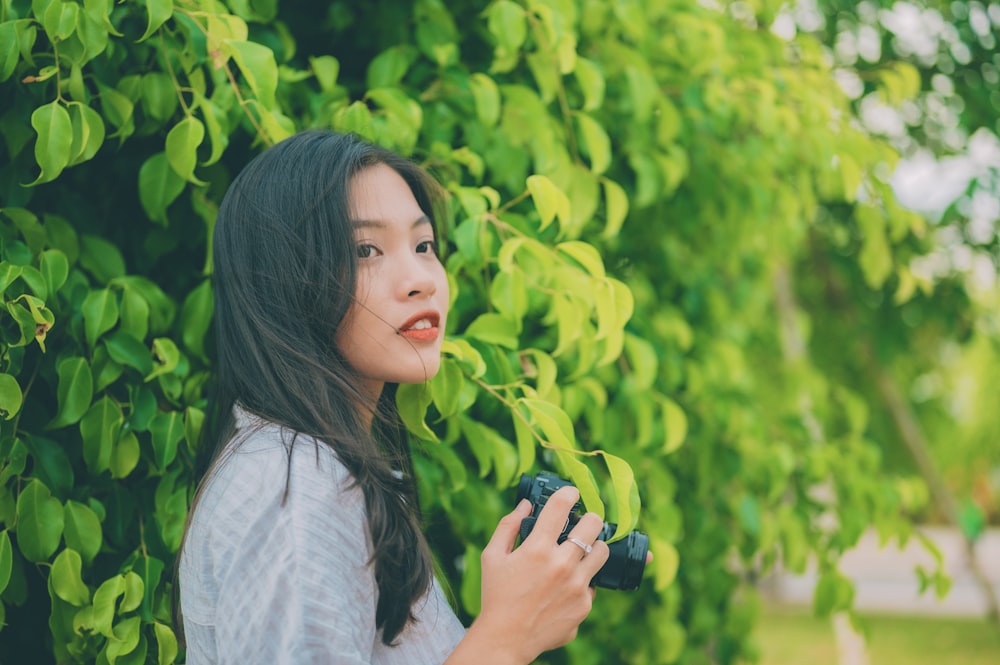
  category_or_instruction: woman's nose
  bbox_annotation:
[400,261,437,299]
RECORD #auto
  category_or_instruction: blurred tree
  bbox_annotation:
[0,0,973,663]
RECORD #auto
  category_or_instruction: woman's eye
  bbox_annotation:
[416,240,436,254]
[357,244,381,258]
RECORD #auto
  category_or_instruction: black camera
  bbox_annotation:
[516,471,649,590]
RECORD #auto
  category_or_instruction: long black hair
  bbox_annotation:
[187,130,444,645]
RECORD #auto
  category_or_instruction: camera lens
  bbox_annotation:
[594,530,649,590]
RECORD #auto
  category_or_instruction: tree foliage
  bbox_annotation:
[0,0,960,663]
[791,0,1000,526]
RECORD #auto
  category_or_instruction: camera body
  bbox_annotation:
[516,471,649,590]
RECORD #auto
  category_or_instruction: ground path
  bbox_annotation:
[760,527,1000,617]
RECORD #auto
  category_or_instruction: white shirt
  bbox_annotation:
[179,410,466,664]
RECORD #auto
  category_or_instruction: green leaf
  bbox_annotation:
[649,536,679,591]
[120,571,143,613]
[91,574,125,637]
[227,40,277,108]
[38,249,69,294]
[429,358,463,421]
[165,116,206,184]
[522,349,558,398]
[469,73,500,126]
[112,276,175,334]
[82,288,119,348]
[104,331,154,375]
[138,152,186,225]
[118,286,150,341]
[79,395,122,474]
[15,479,64,561]
[17,265,47,300]
[135,555,164,622]
[0,374,22,421]
[660,396,687,454]
[64,500,102,564]
[50,0,79,40]
[196,94,228,167]
[49,357,93,429]
[512,402,536,477]
[110,430,140,479]
[66,102,105,166]
[856,204,892,288]
[396,383,437,442]
[309,55,339,92]
[366,45,413,89]
[180,279,212,358]
[50,548,90,606]
[461,417,518,486]
[575,113,611,174]
[28,101,73,185]
[106,617,142,663]
[489,269,528,321]
[154,622,178,664]
[4,301,35,348]
[184,406,205,455]
[814,570,854,616]
[138,0,173,42]
[0,261,23,293]
[521,397,576,452]
[556,241,605,278]
[602,453,640,538]
[486,0,526,73]
[593,279,617,342]
[149,411,183,469]
[98,84,135,133]
[0,531,12,594]
[25,435,74,496]
[79,234,126,284]
[600,178,628,238]
[0,22,20,82]
[43,214,79,265]
[145,337,180,381]
[414,0,458,66]
[464,312,519,349]
[526,175,571,232]
[551,294,585,357]
[459,545,483,615]
[573,57,605,111]
[440,339,486,378]
[557,454,603,519]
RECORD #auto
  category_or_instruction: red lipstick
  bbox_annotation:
[398,311,441,342]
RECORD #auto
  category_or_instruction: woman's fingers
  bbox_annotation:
[560,512,604,557]
[484,498,533,555]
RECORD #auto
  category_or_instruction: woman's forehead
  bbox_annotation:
[348,163,425,222]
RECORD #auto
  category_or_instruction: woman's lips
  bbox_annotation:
[398,312,441,342]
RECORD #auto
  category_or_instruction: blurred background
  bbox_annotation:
[0,0,998,663]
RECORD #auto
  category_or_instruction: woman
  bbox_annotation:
[178,130,611,664]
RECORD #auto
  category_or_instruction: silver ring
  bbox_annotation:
[567,537,593,554]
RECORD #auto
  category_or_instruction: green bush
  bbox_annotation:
[0,0,948,663]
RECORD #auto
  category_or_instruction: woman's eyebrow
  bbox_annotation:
[350,215,431,230]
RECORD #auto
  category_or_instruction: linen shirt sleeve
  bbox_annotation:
[182,428,380,665]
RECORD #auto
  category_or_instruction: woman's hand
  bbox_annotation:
[445,486,610,665]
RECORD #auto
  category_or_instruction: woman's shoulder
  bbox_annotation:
[226,406,349,476]
[197,408,362,526]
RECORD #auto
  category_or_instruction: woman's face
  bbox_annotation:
[335,163,450,397]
